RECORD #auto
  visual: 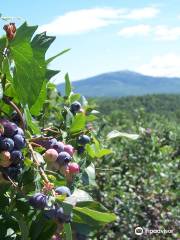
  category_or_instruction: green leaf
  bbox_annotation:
[13,212,29,240]
[73,207,116,224]
[65,73,72,97]
[70,113,86,134]
[107,130,139,140]
[69,93,81,103]
[96,148,113,158]
[30,81,47,116]
[46,48,71,64]
[31,32,55,56]
[10,25,45,106]
[46,69,60,81]
[24,106,41,134]
[82,163,97,186]
[64,223,72,240]
[65,189,93,205]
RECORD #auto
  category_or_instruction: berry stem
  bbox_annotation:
[27,140,56,196]
[2,95,25,130]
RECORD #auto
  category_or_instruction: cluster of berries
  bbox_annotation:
[0,119,25,180]
[29,186,72,224]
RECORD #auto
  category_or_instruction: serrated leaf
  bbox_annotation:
[107,130,139,140]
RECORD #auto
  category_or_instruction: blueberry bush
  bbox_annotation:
[0,21,117,240]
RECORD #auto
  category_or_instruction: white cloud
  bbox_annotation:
[122,7,159,20]
[136,54,180,77]
[118,24,151,37]
[154,25,180,40]
[38,7,159,35]
[118,24,180,41]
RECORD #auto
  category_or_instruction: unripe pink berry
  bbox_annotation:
[43,149,58,162]
[0,151,11,167]
[67,162,80,174]
[64,144,75,156]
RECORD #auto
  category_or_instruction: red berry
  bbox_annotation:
[67,162,80,174]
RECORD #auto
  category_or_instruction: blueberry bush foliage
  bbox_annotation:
[0,21,116,240]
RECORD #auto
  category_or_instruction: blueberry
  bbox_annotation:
[56,207,71,223]
[70,101,81,113]
[0,137,14,151]
[3,121,18,138]
[11,150,23,165]
[29,193,47,209]
[64,144,75,156]
[17,127,24,136]
[55,186,71,196]
[43,149,58,162]
[51,141,64,153]
[77,146,85,155]
[78,135,90,145]
[44,208,57,219]
[56,152,72,166]
[13,134,26,149]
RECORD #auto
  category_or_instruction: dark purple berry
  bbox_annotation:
[78,135,90,145]
[70,101,81,113]
[11,150,23,164]
[77,146,85,154]
[0,137,14,151]
[51,141,64,153]
[3,121,18,137]
[56,207,71,223]
[29,193,47,209]
[13,134,26,149]
[55,186,71,196]
[56,152,72,166]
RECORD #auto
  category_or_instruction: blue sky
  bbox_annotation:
[1,1,180,83]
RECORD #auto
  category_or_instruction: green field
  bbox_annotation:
[88,94,180,240]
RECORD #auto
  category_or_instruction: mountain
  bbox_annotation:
[57,70,180,97]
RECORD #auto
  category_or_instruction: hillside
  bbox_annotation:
[57,70,180,97]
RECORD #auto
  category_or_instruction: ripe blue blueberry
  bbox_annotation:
[56,152,72,166]
[11,150,23,164]
[29,193,47,209]
[78,135,90,145]
[70,101,81,113]
[55,186,71,197]
[17,127,24,136]
[51,141,64,153]
[13,134,26,149]
[3,121,18,138]
[0,137,14,151]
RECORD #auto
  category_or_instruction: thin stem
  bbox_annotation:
[2,95,25,130]
[27,140,56,196]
